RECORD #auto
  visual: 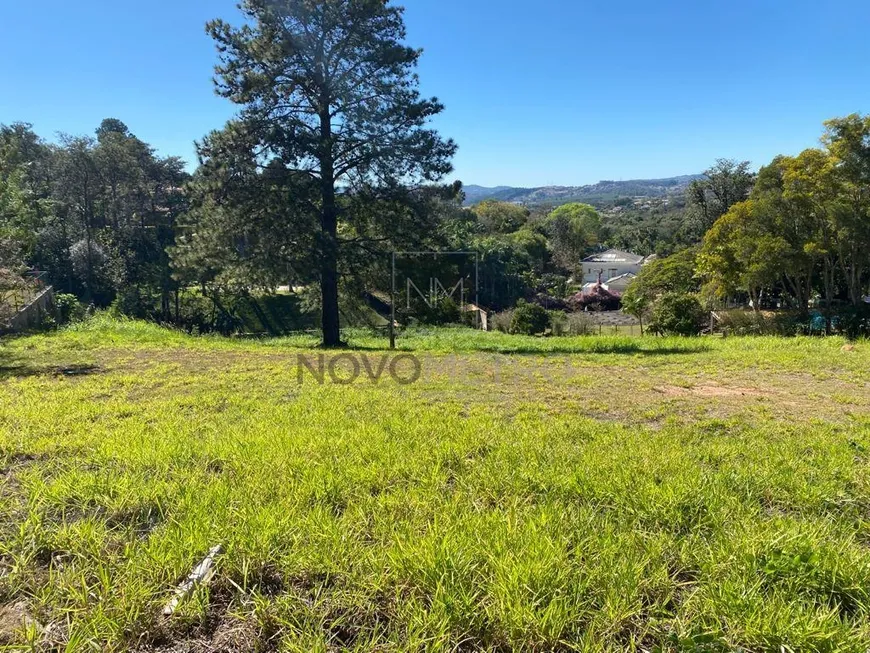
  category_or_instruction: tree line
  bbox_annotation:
[700,115,870,330]
[2,0,868,341]
[0,119,188,316]
[622,115,870,336]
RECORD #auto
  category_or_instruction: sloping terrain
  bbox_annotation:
[1,320,870,651]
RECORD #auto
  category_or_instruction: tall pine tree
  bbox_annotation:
[203,0,456,346]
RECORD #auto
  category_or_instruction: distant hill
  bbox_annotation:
[463,175,703,207]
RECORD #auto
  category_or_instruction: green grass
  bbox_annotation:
[2,317,870,651]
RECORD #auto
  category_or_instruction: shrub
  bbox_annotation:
[54,293,85,325]
[717,310,802,337]
[172,293,214,335]
[531,292,568,311]
[491,309,514,334]
[649,293,706,336]
[404,297,462,326]
[550,311,596,336]
[109,287,155,320]
[509,300,551,335]
[836,304,870,340]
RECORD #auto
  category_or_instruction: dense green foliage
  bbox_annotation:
[699,116,870,329]
[5,108,870,338]
[617,117,870,337]
[53,292,86,325]
[508,300,551,335]
[685,159,755,239]
[470,200,530,233]
[0,120,188,316]
[649,292,706,336]
[543,203,601,272]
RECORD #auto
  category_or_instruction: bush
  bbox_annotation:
[649,293,706,336]
[717,310,803,337]
[54,293,85,325]
[530,292,569,311]
[550,311,596,336]
[402,297,462,326]
[836,304,870,340]
[169,292,213,335]
[491,309,514,334]
[509,300,551,335]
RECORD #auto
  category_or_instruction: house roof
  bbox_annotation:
[582,249,645,265]
[602,273,637,284]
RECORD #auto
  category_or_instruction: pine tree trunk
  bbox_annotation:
[319,108,342,348]
[320,206,341,347]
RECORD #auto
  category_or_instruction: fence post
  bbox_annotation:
[389,253,396,350]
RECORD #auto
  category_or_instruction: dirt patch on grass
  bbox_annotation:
[418,353,870,424]
[0,601,42,645]
[655,384,769,398]
[141,576,284,653]
[144,617,266,653]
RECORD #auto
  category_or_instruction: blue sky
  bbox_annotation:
[2,0,868,187]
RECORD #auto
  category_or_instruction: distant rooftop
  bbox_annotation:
[603,272,638,283]
[582,249,645,265]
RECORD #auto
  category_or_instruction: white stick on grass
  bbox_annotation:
[163,544,223,616]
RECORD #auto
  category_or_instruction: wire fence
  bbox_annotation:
[590,324,644,337]
[2,286,54,333]
[0,270,50,322]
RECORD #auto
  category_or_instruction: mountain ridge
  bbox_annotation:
[463,175,703,206]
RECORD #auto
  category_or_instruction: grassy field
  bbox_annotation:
[2,318,870,651]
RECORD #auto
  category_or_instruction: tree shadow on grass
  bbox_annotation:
[0,350,102,380]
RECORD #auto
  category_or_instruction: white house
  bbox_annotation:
[581,249,646,285]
